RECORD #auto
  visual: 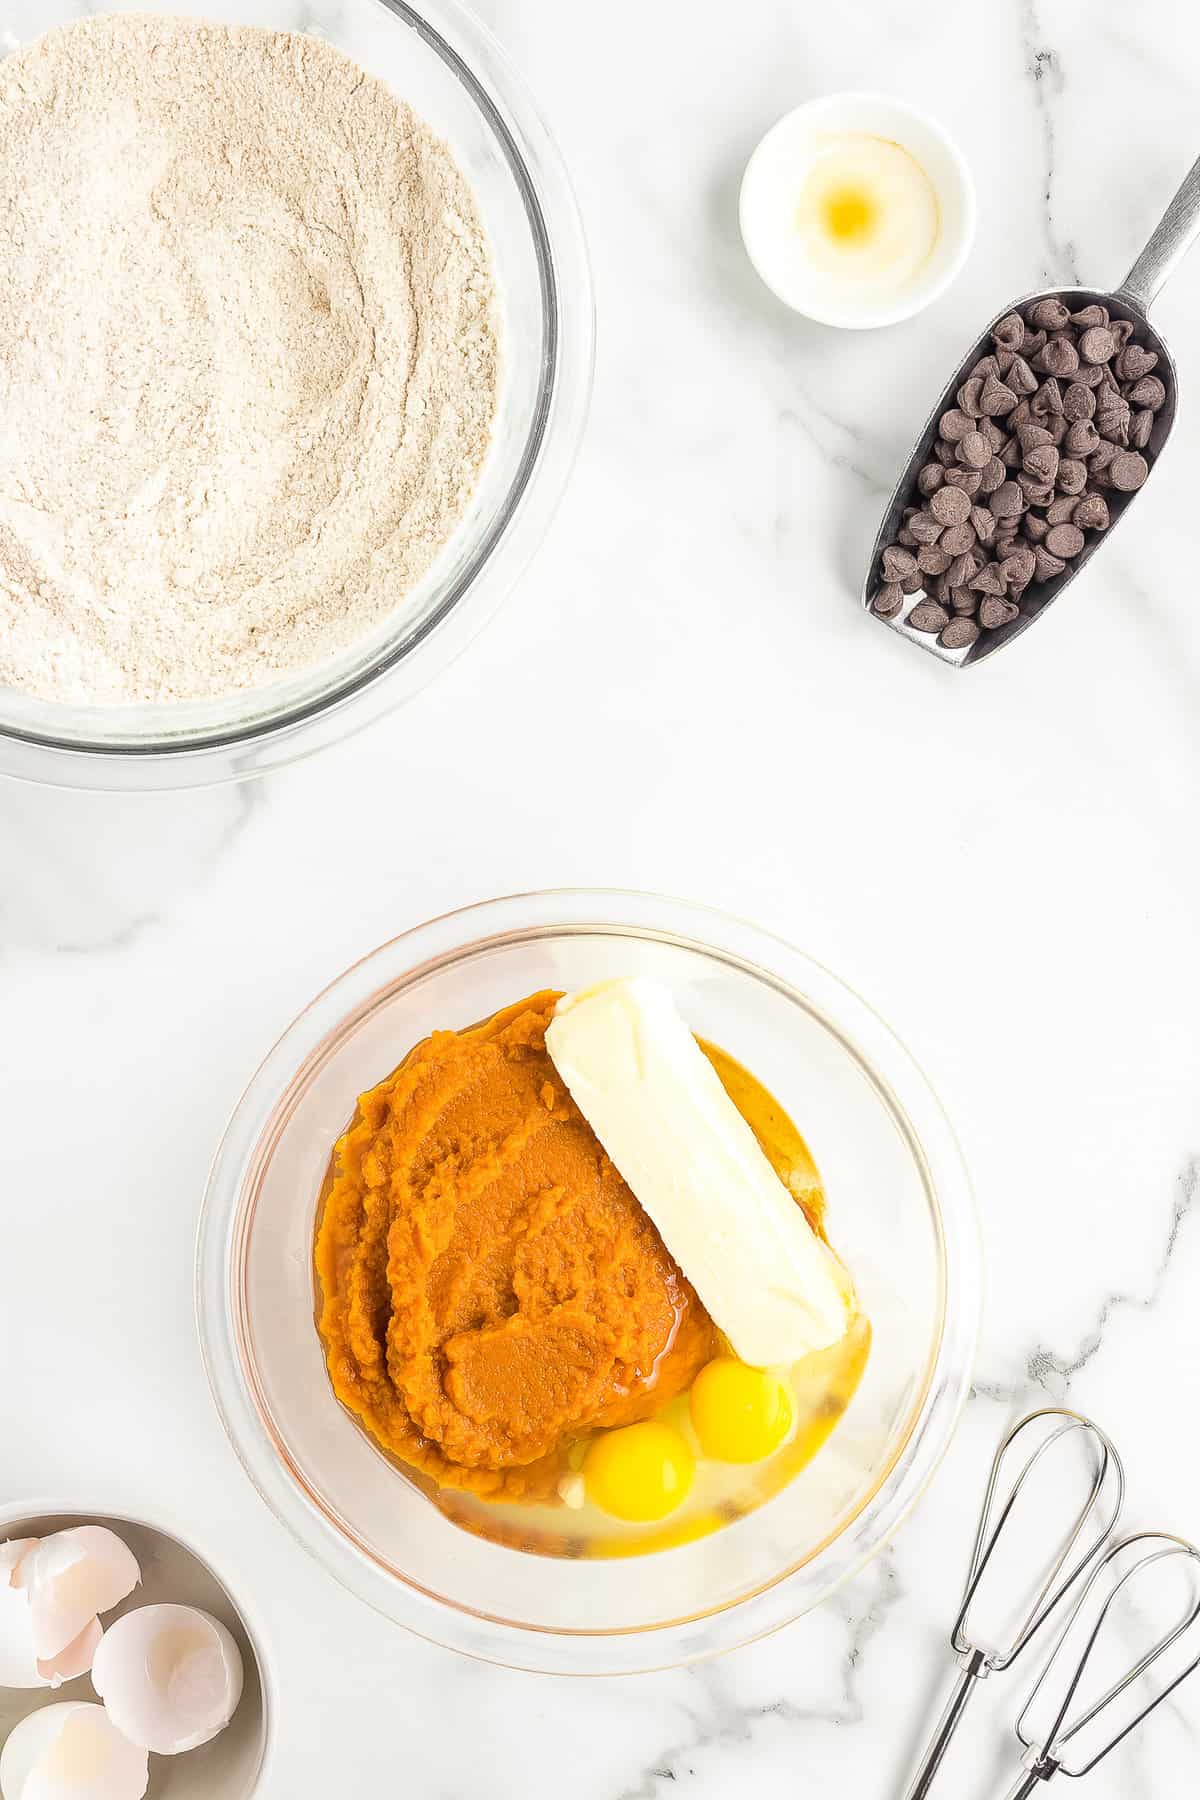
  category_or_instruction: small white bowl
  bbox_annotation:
[739,91,976,329]
[0,1505,273,1798]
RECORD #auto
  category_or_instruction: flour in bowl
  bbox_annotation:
[0,15,499,704]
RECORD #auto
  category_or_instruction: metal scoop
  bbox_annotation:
[903,1409,1125,1800]
[1000,1531,1200,1797]
[863,151,1200,664]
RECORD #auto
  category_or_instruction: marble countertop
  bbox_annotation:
[4,0,1200,1794]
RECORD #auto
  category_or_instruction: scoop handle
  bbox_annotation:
[1117,152,1200,312]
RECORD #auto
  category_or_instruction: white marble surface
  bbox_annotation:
[4,0,1200,1794]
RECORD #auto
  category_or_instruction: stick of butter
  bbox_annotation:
[545,978,852,1367]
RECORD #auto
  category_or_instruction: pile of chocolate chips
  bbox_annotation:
[871,297,1167,649]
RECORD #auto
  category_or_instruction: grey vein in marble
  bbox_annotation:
[611,1552,904,1800]
[1019,1,1079,283]
[1025,1154,1197,1394]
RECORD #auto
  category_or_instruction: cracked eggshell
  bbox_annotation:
[37,1616,104,1689]
[0,1544,39,1591]
[91,1605,244,1756]
[0,1702,148,1800]
[20,1531,140,1662]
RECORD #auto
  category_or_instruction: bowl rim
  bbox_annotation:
[0,1499,277,1796]
[738,88,978,330]
[196,888,982,1673]
[0,0,595,789]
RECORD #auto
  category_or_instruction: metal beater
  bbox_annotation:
[903,1409,1125,1800]
[997,1530,1200,1797]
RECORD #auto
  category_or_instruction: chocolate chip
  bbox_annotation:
[939,522,977,557]
[958,430,991,469]
[1096,390,1131,431]
[1062,382,1096,422]
[1017,476,1055,508]
[980,373,1018,417]
[872,582,904,617]
[917,462,945,497]
[992,312,1026,351]
[979,594,1019,629]
[917,543,952,575]
[1044,493,1078,525]
[969,505,996,545]
[930,485,972,526]
[978,456,1006,495]
[949,586,977,613]
[908,510,945,545]
[1078,325,1117,365]
[1016,422,1054,452]
[939,616,980,649]
[934,439,957,467]
[1056,457,1088,495]
[1034,546,1066,582]
[971,354,1000,381]
[1036,335,1080,378]
[1065,419,1100,458]
[1073,493,1109,530]
[1029,297,1070,331]
[1129,408,1154,451]
[881,546,917,580]
[1022,443,1059,483]
[990,480,1025,519]
[1023,512,1050,543]
[1008,356,1038,396]
[900,573,923,593]
[939,408,974,442]
[944,466,983,494]
[999,436,1023,468]
[1127,374,1166,411]
[1070,304,1109,328]
[1044,522,1084,558]
[1001,545,1036,585]
[896,524,917,546]
[1032,377,1064,417]
[1088,438,1119,477]
[969,562,1007,596]
[908,601,949,633]
[1075,362,1107,389]
[1109,450,1149,491]
[1115,344,1157,380]
[957,377,987,418]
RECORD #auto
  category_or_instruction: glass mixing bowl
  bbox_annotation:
[0,0,593,789]
[197,891,980,1673]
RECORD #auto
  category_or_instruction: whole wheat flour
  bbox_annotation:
[0,14,499,704]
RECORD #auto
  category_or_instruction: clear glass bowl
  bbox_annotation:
[197,891,980,1673]
[0,0,593,789]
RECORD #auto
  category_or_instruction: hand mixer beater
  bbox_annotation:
[903,1408,1124,1799]
[999,1529,1200,1796]
[902,1408,1200,1796]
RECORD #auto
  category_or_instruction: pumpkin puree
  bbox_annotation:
[314,992,719,1500]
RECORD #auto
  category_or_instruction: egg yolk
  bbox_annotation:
[583,1420,695,1521]
[821,183,878,245]
[689,1357,794,1463]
